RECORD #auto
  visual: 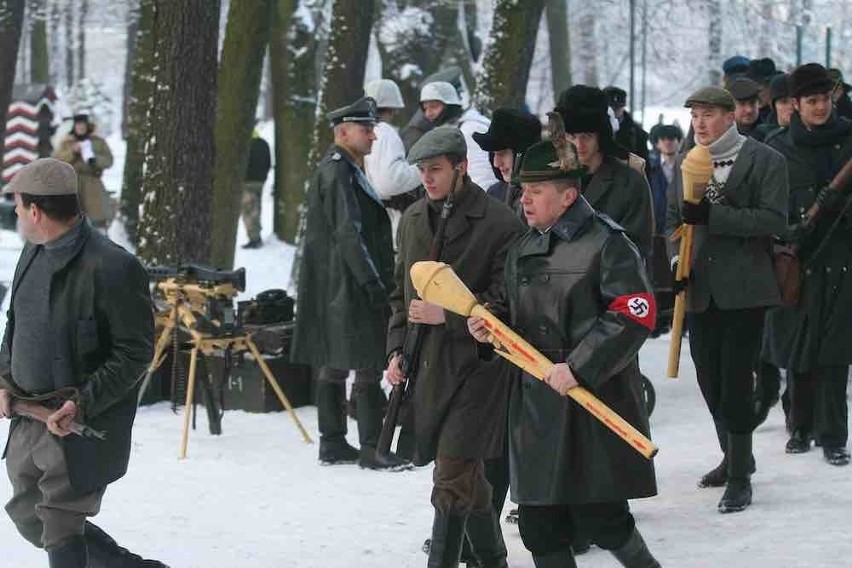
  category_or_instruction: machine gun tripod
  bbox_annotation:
[140,265,313,458]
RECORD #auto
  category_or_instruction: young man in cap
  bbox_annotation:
[386,126,524,567]
[555,86,654,261]
[648,124,683,236]
[468,139,660,568]
[722,55,750,86]
[291,96,409,471]
[0,158,163,567]
[667,86,789,512]
[603,86,650,166]
[755,73,794,142]
[52,114,114,230]
[472,107,542,214]
[765,63,852,466]
[416,81,498,190]
[727,78,764,139]
[827,68,852,120]
[746,58,778,123]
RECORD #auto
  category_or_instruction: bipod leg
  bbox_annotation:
[197,354,222,435]
[179,345,200,459]
[245,338,313,444]
[138,319,175,406]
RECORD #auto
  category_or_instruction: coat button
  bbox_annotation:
[541,274,550,282]
[538,324,549,334]
[520,277,530,285]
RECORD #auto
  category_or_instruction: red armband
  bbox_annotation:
[608,293,656,331]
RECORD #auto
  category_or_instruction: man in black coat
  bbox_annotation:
[765,63,852,466]
[667,87,789,512]
[469,140,660,568]
[604,86,649,167]
[291,97,408,471]
[240,128,272,249]
[0,158,161,567]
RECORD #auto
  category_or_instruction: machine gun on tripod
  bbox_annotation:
[141,264,312,459]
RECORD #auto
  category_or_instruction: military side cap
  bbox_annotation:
[790,63,835,98]
[723,55,751,76]
[407,126,467,164]
[517,140,585,183]
[327,96,378,126]
[727,78,761,101]
[684,86,736,111]
[3,158,78,196]
[472,108,541,153]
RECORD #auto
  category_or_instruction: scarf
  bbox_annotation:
[698,123,746,203]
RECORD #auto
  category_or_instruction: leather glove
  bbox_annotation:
[682,198,710,225]
[815,185,844,214]
[782,221,814,245]
[672,261,689,295]
[364,279,388,308]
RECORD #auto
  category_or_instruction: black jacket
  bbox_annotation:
[245,136,271,183]
[506,197,657,504]
[615,111,649,166]
[1,221,154,493]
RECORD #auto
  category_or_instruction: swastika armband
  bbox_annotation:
[608,293,657,330]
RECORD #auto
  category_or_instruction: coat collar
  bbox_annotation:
[409,177,488,246]
[582,158,617,206]
[722,137,758,197]
[517,196,595,259]
[330,144,384,206]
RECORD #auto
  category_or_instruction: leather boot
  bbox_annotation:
[532,549,577,568]
[464,509,507,568]
[427,511,468,568]
[698,420,728,488]
[316,381,358,464]
[47,536,87,568]
[718,433,753,513]
[354,383,411,470]
[85,522,169,567]
[610,528,661,568]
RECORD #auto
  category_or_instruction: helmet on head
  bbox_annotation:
[364,79,405,109]
[419,82,461,106]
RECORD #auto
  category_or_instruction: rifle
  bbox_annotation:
[11,399,106,440]
[377,166,462,457]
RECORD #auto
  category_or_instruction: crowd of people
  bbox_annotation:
[0,49,850,568]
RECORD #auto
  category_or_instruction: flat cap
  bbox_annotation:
[727,78,762,101]
[517,140,585,183]
[407,126,466,164]
[684,86,736,112]
[328,96,378,126]
[2,158,78,196]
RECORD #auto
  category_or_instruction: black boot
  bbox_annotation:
[785,430,811,454]
[465,509,507,568]
[47,536,87,568]
[354,383,411,470]
[428,511,468,568]
[532,549,578,568]
[85,522,169,567]
[823,446,851,466]
[718,433,753,514]
[698,420,728,488]
[316,381,359,464]
[610,528,661,567]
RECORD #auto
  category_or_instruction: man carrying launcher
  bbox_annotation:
[666,87,788,513]
[468,139,661,567]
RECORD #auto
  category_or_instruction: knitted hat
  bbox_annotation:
[789,63,835,98]
[2,158,78,196]
[472,108,541,153]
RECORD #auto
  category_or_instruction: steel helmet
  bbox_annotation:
[419,81,461,106]
[364,79,405,109]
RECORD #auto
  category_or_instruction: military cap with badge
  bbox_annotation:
[327,96,379,126]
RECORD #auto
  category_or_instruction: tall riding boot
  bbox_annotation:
[532,549,577,568]
[610,528,661,567]
[718,433,753,513]
[316,380,358,464]
[464,509,508,568]
[85,522,169,567]
[428,511,468,568]
[354,382,411,470]
[47,536,87,568]
[698,420,728,488]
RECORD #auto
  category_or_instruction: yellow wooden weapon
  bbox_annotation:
[667,145,713,378]
[409,261,658,460]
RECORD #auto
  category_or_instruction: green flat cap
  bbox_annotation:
[2,158,78,196]
[517,140,585,183]
[407,126,466,164]
[684,86,736,111]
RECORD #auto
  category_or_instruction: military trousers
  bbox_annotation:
[517,501,635,556]
[431,458,492,515]
[788,365,849,447]
[688,300,766,434]
[240,180,264,242]
[4,419,105,549]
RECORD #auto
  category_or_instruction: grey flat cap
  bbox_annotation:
[407,126,467,164]
[727,78,761,101]
[2,158,78,196]
[684,86,736,112]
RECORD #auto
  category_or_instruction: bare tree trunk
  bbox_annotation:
[136,0,220,266]
[707,0,721,86]
[270,0,319,243]
[547,0,571,100]
[578,3,597,86]
[120,0,153,243]
[0,0,25,127]
[63,0,72,87]
[122,2,139,139]
[29,0,48,84]
[290,0,374,287]
[77,0,85,79]
[209,0,273,269]
[472,0,546,115]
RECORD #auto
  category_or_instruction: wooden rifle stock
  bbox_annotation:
[803,156,852,228]
[377,167,462,457]
[12,399,106,440]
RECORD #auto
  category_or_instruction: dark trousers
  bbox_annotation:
[788,365,850,447]
[517,501,635,556]
[432,458,492,515]
[688,301,766,434]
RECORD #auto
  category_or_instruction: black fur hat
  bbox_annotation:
[746,57,777,84]
[555,85,624,158]
[790,63,835,98]
[472,108,541,153]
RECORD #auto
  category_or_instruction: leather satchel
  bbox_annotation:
[772,243,801,307]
